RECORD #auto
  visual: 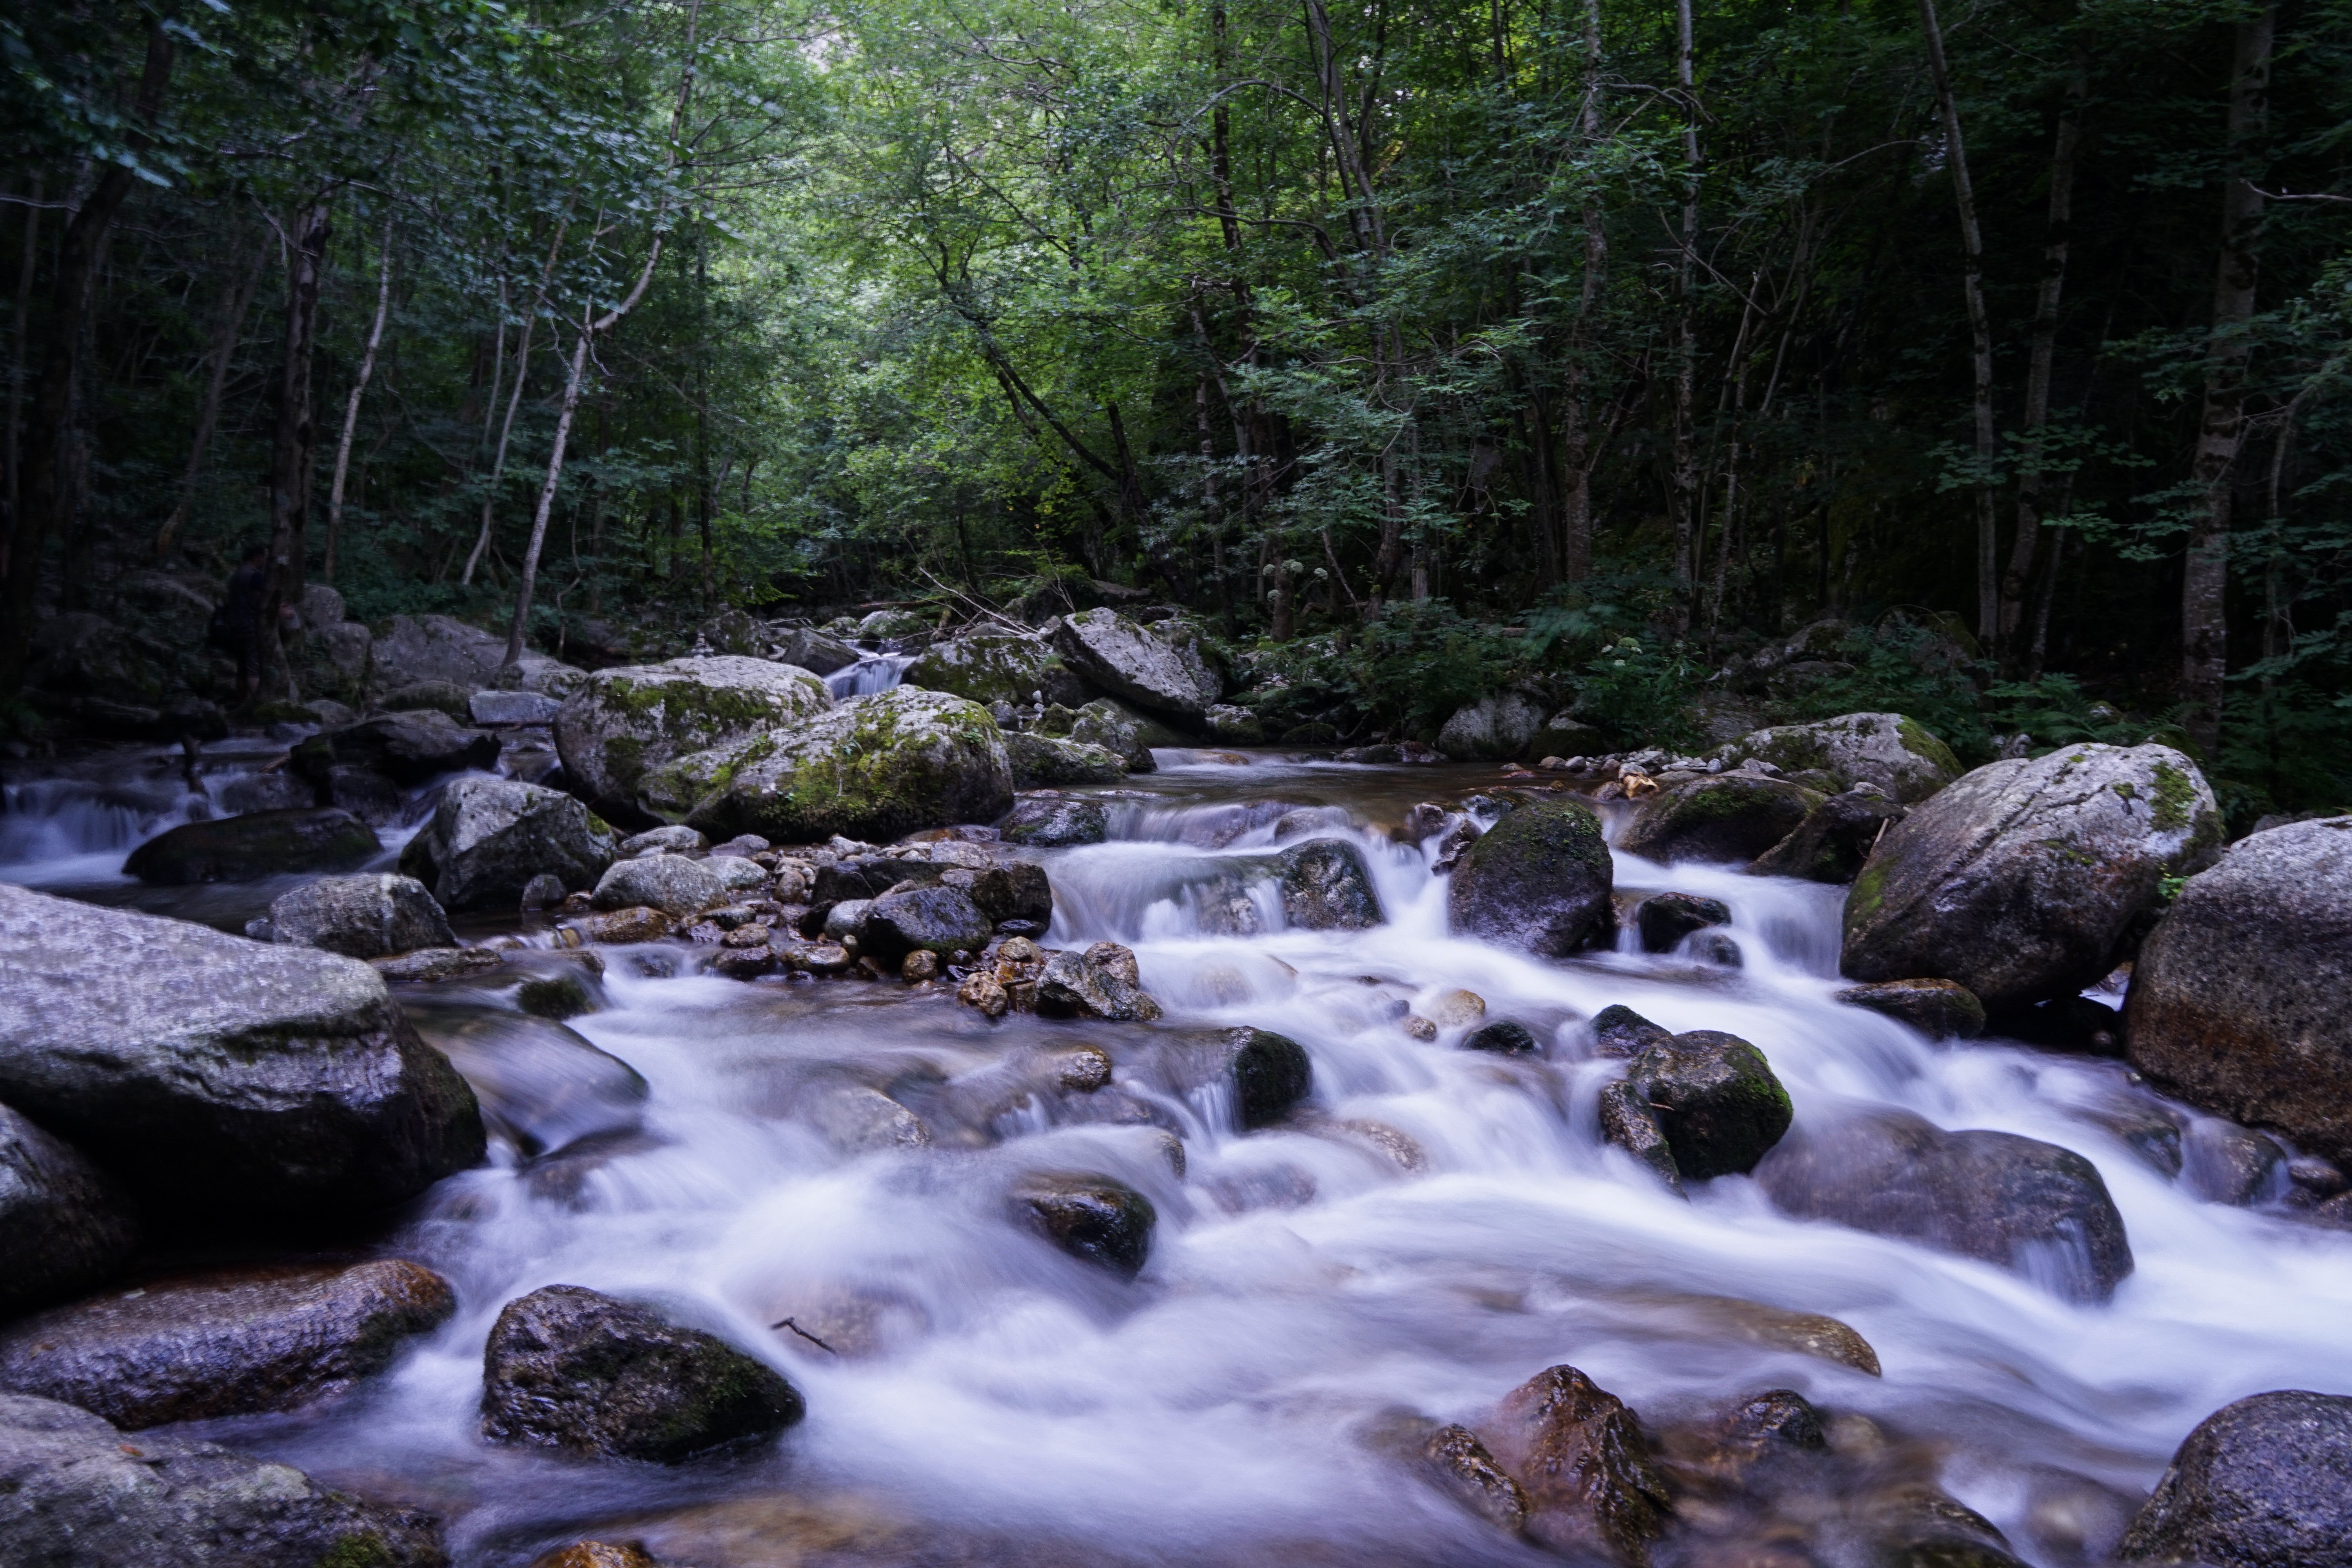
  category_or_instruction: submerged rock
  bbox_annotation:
[1842,744,2223,1010]
[480,1285,804,1462]
[0,1103,139,1318]
[554,654,832,819]
[404,778,617,914]
[1011,1172,1156,1277]
[125,807,380,884]
[1749,788,1908,883]
[650,687,1014,844]
[1278,837,1383,929]
[1619,773,1823,864]
[2119,1389,2352,1567]
[1753,1109,2133,1302]
[1601,1031,1792,1188]
[1220,1027,1314,1128]
[0,1260,454,1429]
[1486,1364,1673,1564]
[1713,712,1962,803]
[267,873,455,959]
[0,884,485,1218]
[1837,978,1986,1040]
[1463,1019,1539,1055]
[1051,608,1220,718]
[2127,817,2352,1165]
[0,1391,447,1567]
[1446,799,1614,956]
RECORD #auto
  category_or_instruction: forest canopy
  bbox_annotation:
[2,0,2348,815]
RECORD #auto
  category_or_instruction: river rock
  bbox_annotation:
[1637,892,1731,953]
[998,792,1110,846]
[773,625,859,675]
[1713,712,1963,803]
[1004,730,1127,788]
[1842,744,2223,1011]
[1463,1019,1538,1054]
[372,611,583,697]
[266,873,455,959]
[379,680,475,720]
[0,883,485,1217]
[125,807,380,884]
[1278,837,1383,929]
[1753,1109,2132,1302]
[554,655,832,819]
[1051,609,1220,718]
[858,885,996,963]
[1486,1364,1673,1564]
[621,823,708,856]
[1749,788,1908,882]
[0,1391,447,1567]
[1011,1172,1156,1277]
[648,687,1013,844]
[0,1103,139,1318]
[0,1260,454,1429]
[1619,773,1824,864]
[469,689,562,726]
[1419,1421,1530,1532]
[1436,692,1546,760]
[1037,942,1163,1021]
[906,626,1091,707]
[1590,1004,1673,1058]
[412,1007,647,1158]
[1446,799,1614,955]
[480,1284,803,1463]
[401,776,618,912]
[940,861,1054,927]
[320,709,502,784]
[218,769,319,815]
[1221,1027,1314,1128]
[1837,978,1986,1040]
[2126,817,2352,1165]
[2119,1389,2352,1567]
[1601,1031,1791,1188]
[592,853,731,919]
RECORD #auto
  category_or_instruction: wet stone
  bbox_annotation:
[1637,892,1731,953]
[0,1103,140,1318]
[1590,1004,1673,1059]
[1421,1422,1530,1532]
[1487,1364,1673,1566]
[2120,1390,2352,1568]
[1603,1030,1793,1184]
[1462,1019,1538,1055]
[1836,978,1986,1040]
[1012,1173,1156,1278]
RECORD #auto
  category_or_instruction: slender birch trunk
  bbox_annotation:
[463,221,566,585]
[323,216,394,584]
[1669,0,1700,630]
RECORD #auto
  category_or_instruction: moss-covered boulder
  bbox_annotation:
[649,686,1014,844]
[1036,695,1166,771]
[555,655,832,819]
[1446,799,1613,956]
[1842,743,2223,1011]
[1005,730,1127,788]
[1712,712,1962,804]
[1619,773,1824,864]
[1601,1030,1793,1191]
[905,626,1093,708]
[125,808,381,885]
[1749,788,1907,882]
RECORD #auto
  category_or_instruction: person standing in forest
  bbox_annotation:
[212,541,272,707]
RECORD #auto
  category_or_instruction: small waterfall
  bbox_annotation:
[826,651,915,699]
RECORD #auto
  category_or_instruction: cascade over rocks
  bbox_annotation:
[1278,837,1383,929]
[1619,773,1824,864]
[906,626,1092,708]
[647,686,1014,844]
[1446,798,1613,955]
[554,654,832,819]
[1436,692,1546,760]
[125,806,380,884]
[267,873,455,958]
[1485,1364,1673,1565]
[1004,730,1127,787]
[1051,609,1220,718]
[1600,1031,1792,1190]
[0,884,485,1216]
[1749,788,1908,883]
[1841,744,2223,1011]
[2119,1390,2352,1567]
[372,612,583,697]
[0,1391,449,1568]
[2126,817,2352,1165]
[1011,1172,1156,1277]
[401,776,619,912]
[1713,713,1962,803]
[480,1284,804,1463]
[0,1261,455,1429]
[1753,1109,2133,1301]
[0,1103,139,1318]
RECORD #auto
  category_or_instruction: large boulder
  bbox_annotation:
[124,807,380,884]
[2127,817,2352,1165]
[1436,693,1547,761]
[859,885,997,963]
[553,655,832,819]
[1004,730,1127,788]
[315,710,501,784]
[772,626,859,675]
[0,884,485,1217]
[1753,1109,2133,1302]
[906,626,1091,708]
[646,687,1014,844]
[1749,788,1908,882]
[2120,1390,2352,1567]
[1842,744,2224,1011]
[1713,712,1962,803]
[1600,1030,1792,1190]
[590,853,731,919]
[0,1103,139,1318]
[1446,799,1614,956]
[0,1392,447,1567]
[1619,773,1824,864]
[267,873,455,958]
[0,1261,454,1429]
[372,611,583,696]
[1051,609,1220,719]
[480,1284,803,1463]
[400,776,618,913]
[1278,838,1383,929]
[1485,1365,1673,1564]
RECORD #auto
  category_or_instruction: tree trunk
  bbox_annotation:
[2181,5,2276,751]
[1669,0,1700,630]
[1916,0,2000,644]
[262,189,335,694]
[1561,0,1607,584]
[153,228,267,561]
[464,221,567,584]
[323,216,394,583]
[505,327,591,667]
[3,174,41,549]
[0,24,172,693]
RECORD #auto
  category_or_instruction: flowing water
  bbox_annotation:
[5,742,2351,1567]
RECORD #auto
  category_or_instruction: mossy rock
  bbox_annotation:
[1620,773,1824,864]
[1004,730,1126,788]
[1712,713,1961,804]
[1446,799,1613,956]
[554,655,832,819]
[905,628,1091,708]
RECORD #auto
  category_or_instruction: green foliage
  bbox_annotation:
[1786,624,1994,762]
[1572,636,1705,753]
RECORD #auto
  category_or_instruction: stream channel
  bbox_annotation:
[3,717,2350,1568]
